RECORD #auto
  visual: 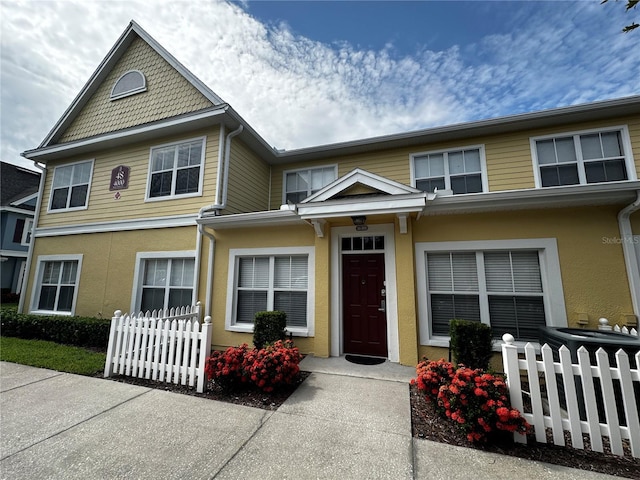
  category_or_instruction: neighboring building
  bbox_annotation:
[20,22,640,365]
[1,162,40,301]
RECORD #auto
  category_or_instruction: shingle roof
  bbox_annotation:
[1,162,40,208]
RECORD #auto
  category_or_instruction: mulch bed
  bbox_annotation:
[410,384,640,479]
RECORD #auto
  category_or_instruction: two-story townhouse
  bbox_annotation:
[1,162,40,301]
[20,21,640,366]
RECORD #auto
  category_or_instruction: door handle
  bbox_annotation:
[378,299,386,312]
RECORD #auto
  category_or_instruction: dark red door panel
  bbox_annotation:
[342,253,387,357]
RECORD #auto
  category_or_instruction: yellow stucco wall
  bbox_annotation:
[25,227,198,318]
[59,37,214,143]
[208,224,319,353]
[39,127,220,228]
[414,205,635,362]
[269,115,640,207]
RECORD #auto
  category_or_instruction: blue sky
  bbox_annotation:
[1,1,638,170]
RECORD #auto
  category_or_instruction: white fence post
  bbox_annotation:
[501,334,527,443]
[197,316,213,393]
[103,310,121,377]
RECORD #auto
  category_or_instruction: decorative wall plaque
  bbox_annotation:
[110,165,130,191]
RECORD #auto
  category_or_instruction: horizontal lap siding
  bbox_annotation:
[224,139,270,214]
[38,127,220,228]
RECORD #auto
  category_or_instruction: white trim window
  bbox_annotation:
[20,218,33,246]
[412,146,487,194]
[416,239,567,346]
[146,137,205,200]
[30,254,82,315]
[132,252,196,313]
[49,160,93,212]
[110,70,147,100]
[283,165,337,204]
[532,126,636,188]
[227,247,315,336]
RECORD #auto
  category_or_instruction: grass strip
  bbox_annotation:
[0,336,106,376]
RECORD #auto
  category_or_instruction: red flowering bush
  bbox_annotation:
[410,358,455,405]
[244,340,302,392]
[204,343,250,390]
[204,340,302,393]
[437,367,530,443]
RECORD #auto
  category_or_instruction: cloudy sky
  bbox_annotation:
[1,0,638,170]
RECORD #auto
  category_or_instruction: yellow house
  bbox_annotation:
[20,22,640,366]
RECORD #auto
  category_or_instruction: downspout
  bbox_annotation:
[196,124,243,317]
[18,161,46,313]
[618,190,640,320]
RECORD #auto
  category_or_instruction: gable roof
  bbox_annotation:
[302,168,421,203]
[0,162,40,209]
[39,21,225,148]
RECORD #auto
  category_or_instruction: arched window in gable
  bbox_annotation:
[110,70,147,100]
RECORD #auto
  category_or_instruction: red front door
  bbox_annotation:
[342,253,388,357]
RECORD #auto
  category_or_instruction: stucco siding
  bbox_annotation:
[25,227,198,318]
[38,127,220,228]
[58,37,214,143]
[223,139,270,214]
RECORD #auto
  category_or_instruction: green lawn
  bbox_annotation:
[0,336,106,376]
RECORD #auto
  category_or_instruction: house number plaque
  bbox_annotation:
[109,165,130,191]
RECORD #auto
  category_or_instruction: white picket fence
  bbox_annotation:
[104,303,213,393]
[598,317,639,337]
[501,334,640,459]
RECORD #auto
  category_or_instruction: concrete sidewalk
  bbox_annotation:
[0,359,615,479]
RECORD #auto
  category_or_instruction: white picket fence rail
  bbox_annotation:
[501,334,640,459]
[104,303,213,393]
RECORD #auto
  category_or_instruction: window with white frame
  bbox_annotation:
[49,160,93,211]
[21,218,33,246]
[283,166,337,203]
[416,240,566,345]
[147,138,205,200]
[31,255,82,315]
[111,70,146,100]
[532,128,634,187]
[413,147,485,194]
[134,255,195,313]
[227,247,314,334]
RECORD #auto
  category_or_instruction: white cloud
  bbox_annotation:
[1,0,638,171]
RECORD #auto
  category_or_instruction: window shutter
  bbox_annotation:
[489,296,545,341]
[484,252,514,292]
[510,251,542,293]
[452,253,478,291]
[275,291,307,327]
[427,253,452,290]
[236,291,267,323]
[430,294,480,335]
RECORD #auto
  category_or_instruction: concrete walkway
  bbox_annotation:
[0,358,615,479]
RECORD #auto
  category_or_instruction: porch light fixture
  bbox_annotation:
[351,215,368,231]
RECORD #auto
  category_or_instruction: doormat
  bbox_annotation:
[345,355,386,366]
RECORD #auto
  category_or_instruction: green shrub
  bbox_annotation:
[449,319,493,370]
[0,307,110,350]
[253,310,287,349]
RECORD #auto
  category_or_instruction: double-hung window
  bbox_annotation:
[147,138,205,200]
[49,160,93,211]
[283,166,337,203]
[227,247,314,335]
[416,240,566,345]
[31,255,82,315]
[133,253,196,313]
[532,127,634,187]
[412,147,486,194]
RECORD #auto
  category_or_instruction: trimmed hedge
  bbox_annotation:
[253,310,287,349]
[0,307,110,350]
[449,319,493,370]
